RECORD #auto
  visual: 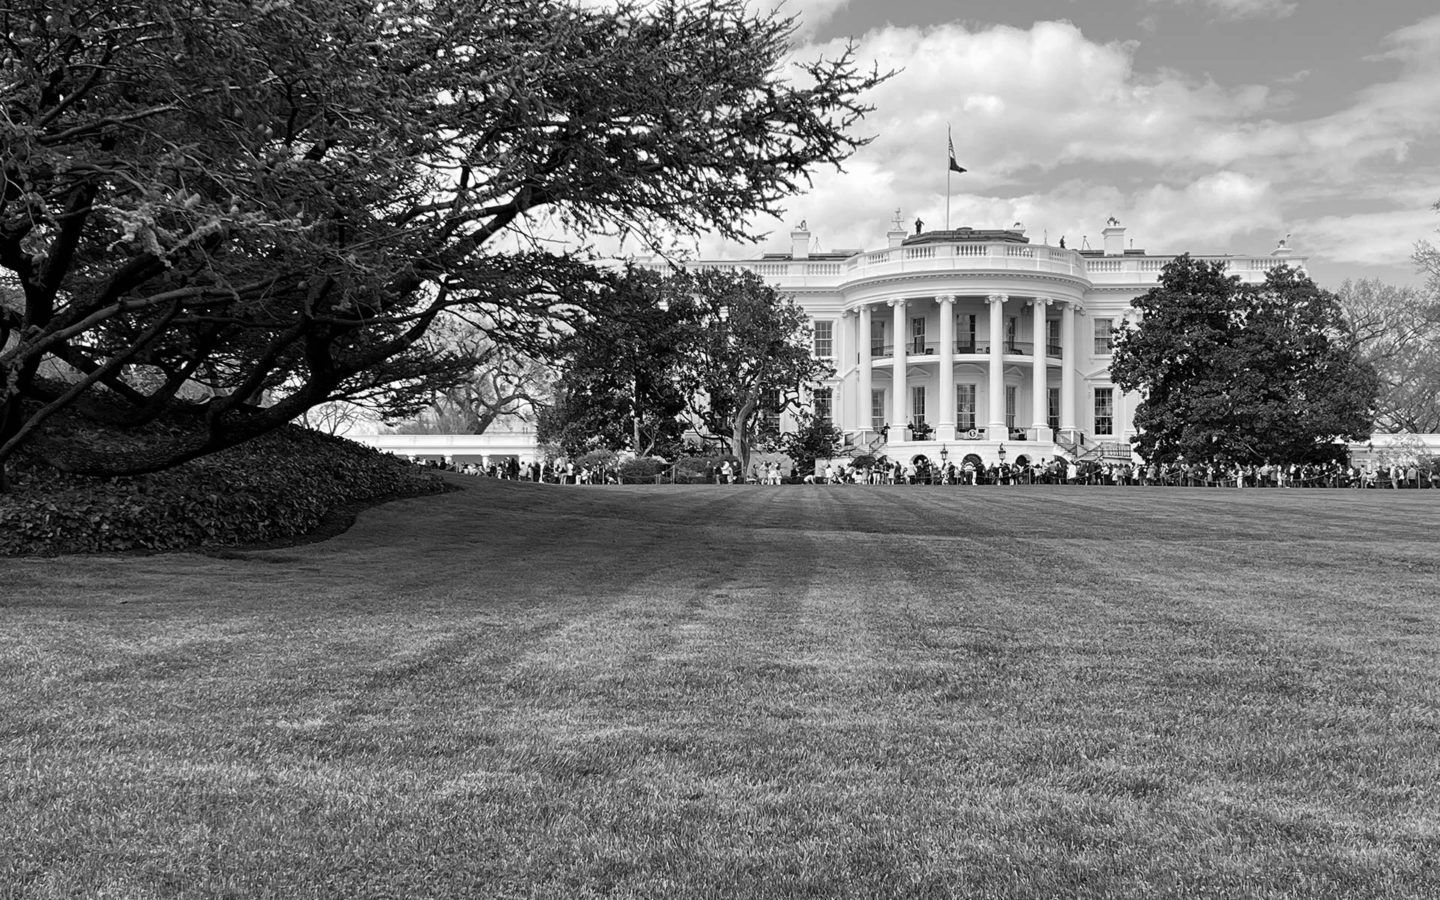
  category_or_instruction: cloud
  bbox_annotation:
[763,0,851,36]
[1294,207,1439,267]
[1142,0,1296,21]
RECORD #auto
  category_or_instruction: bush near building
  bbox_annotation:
[0,427,443,557]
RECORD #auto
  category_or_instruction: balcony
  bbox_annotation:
[869,340,1066,362]
[664,245,1303,293]
[848,242,1088,280]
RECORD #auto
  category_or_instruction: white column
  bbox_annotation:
[837,310,854,430]
[1060,301,1078,432]
[936,294,956,441]
[858,305,873,432]
[1031,298,1052,441]
[890,298,907,432]
[987,294,1006,438]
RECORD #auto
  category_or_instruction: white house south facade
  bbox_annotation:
[676,218,1303,470]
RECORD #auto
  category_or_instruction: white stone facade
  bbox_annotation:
[678,220,1302,469]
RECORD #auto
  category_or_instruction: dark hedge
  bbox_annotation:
[1,426,444,557]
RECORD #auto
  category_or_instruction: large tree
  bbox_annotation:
[670,268,832,470]
[1339,279,1440,434]
[537,269,692,459]
[1111,256,1378,466]
[537,266,830,466]
[0,0,884,490]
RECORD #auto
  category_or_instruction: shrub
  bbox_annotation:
[577,449,619,478]
[671,455,740,484]
[0,426,444,556]
[617,457,667,484]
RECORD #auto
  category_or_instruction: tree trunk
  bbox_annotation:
[732,394,759,473]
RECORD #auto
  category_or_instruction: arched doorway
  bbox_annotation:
[961,453,984,485]
[910,454,932,484]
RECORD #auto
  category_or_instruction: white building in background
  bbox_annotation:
[671,217,1302,471]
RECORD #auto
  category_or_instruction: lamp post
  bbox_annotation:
[997,443,1006,463]
[939,445,949,465]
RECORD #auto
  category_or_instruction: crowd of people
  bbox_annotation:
[430,454,1437,489]
[801,457,1438,489]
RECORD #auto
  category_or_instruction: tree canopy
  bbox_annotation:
[537,269,692,460]
[670,268,831,469]
[1110,256,1378,466]
[0,0,884,489]
[537,266,830,467]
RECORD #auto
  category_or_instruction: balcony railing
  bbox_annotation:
[870,340,1062,360]
[658,246,1300,291]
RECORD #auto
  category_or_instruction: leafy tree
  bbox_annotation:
[539,267,831,468]
[0,0,885,491]
[671,269,832,471]
[778,410,844,477]
[1110,256,1378,466]
[537,270,690,459]
[1339,279,1440,433]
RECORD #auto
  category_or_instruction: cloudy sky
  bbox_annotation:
[695,0,1440,288]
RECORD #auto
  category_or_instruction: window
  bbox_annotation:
[911,385,926,430]
[956,384,977,432]
[1006,316,1018,352]
[1094,387,1114,435]
[764,390,782,433]
[958,314,977,352]
[910,316,927,354]
[1005,385,1017,430]
[814,387,833,425]
[871,319,887,357]
[871,390,885,430]
[813,320,834,359]
[1048,387,1060,433]
[1046,318,1061,356]
[1093,318,1115,356]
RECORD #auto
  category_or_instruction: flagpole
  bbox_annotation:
[945,128,952,231]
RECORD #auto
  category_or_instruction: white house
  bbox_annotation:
[669,217,1302,472]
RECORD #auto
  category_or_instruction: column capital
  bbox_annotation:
[936,293,957,305]
[987,293,1008,305]
[1030,297,1053,308]
[840,307,859,319]
[887,298,906,308]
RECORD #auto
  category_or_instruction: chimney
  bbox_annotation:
[791,221,810,260]
[1102,217,1125,256]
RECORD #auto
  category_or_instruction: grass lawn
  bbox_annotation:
[2,478,1438,898]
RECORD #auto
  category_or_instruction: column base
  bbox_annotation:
[935,422,957,442]
[1028,425,1054,443]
